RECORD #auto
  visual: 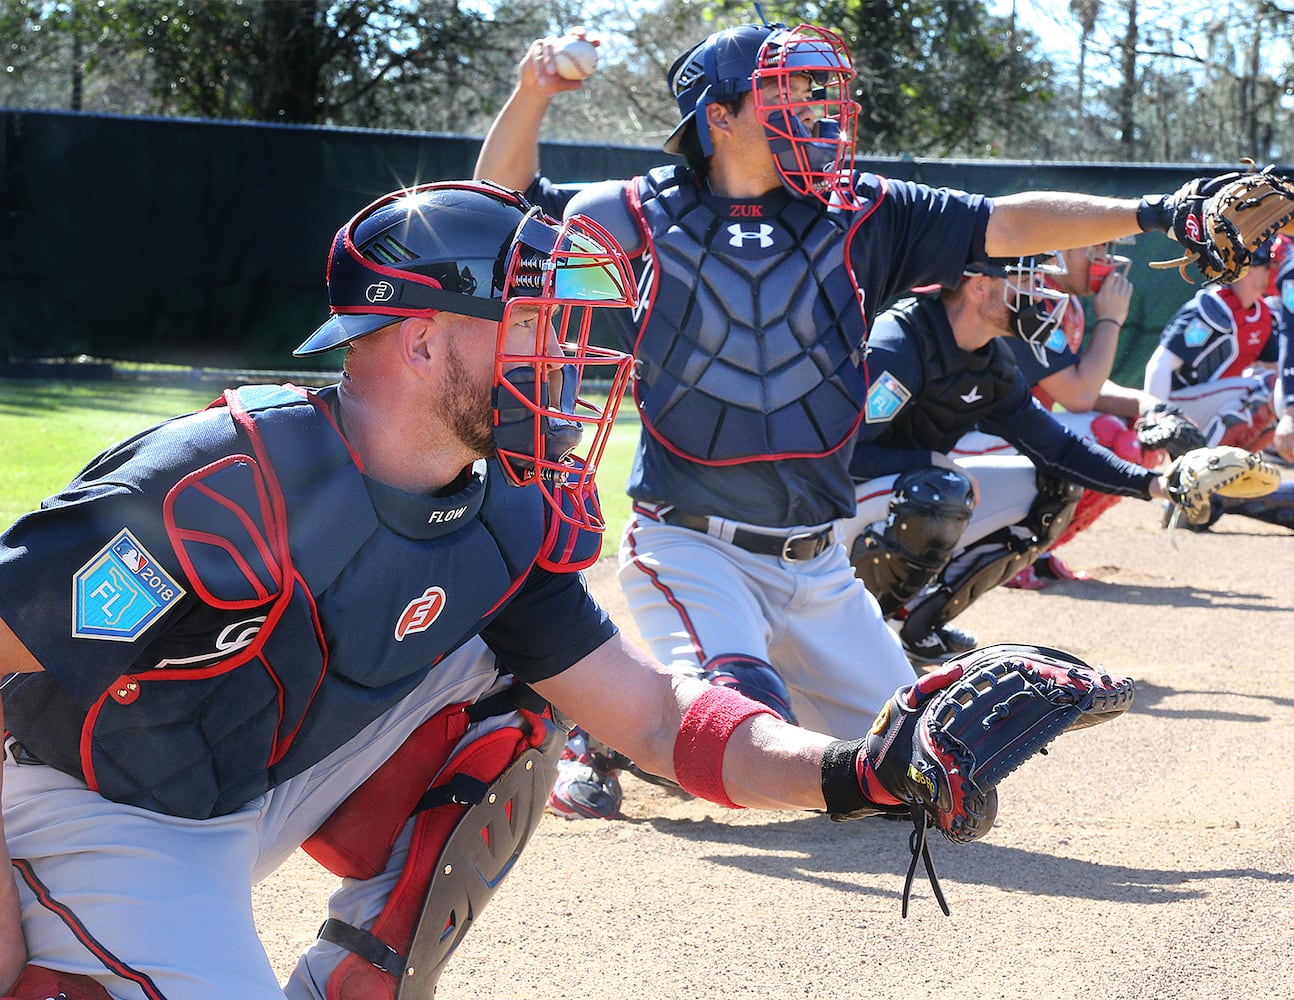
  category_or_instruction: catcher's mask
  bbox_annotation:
[295,180,638,531]
[1086,235,1135,292]
[663,17,860,207]
[966,254,1070,366]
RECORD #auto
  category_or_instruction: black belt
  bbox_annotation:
[661,510,834,561]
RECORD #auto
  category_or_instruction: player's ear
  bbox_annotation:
[398,315,439,375]
[705,101,735,143]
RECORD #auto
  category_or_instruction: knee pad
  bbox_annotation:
[1049,489,1122,550]
[305,694,557,999]
[3,966,111,1000]
[702,655,796,725]
[850,466,975,617]
[902,472,1082,638]
[1216,400,1277,453]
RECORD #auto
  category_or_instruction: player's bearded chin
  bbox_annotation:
[443,339,497,459]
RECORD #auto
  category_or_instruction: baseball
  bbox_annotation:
[552,35,598,81]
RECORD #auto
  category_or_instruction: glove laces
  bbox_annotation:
[902,806,950,917]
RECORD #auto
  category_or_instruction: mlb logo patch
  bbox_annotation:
[865,371,912,423]
[73,529,185,641]
[1184,317,1211,348]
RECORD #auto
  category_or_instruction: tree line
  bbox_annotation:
[2,0,1290,164]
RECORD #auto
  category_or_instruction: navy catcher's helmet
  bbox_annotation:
[297,181,548,356]
[296,181,638,532]
[663,20,860,206]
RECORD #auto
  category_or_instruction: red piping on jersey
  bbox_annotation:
[12,857,168,1000]
[165,455,282,607]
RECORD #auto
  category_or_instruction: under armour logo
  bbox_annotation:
[366,280,396,303]
[727,224,775,249]
[960,385,984,404]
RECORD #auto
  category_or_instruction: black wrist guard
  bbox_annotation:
[1136,194,1173,234]
[820,738,869,815]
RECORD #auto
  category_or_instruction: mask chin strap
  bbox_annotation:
[492,363,583,485]
[764,111,848,199]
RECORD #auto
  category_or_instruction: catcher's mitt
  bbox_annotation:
[842,644,1135,915]
[1135,402,1207,460]
[1149,163,1294,284]
[1165,445,1282,527]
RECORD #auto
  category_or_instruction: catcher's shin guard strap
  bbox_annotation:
[673,686,777,808]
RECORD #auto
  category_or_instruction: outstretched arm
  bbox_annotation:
[473,33,593,192]
[533,633,831,811]
[985,193,1146,258]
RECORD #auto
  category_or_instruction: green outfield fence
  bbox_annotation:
[1,109,1282,386]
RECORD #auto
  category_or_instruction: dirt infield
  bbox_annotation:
[253,490,1294,999]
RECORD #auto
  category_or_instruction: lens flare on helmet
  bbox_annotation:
[296,180,637,533]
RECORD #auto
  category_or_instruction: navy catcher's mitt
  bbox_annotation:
[831,643,1134,914]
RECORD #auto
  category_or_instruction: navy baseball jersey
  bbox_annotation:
[1274,254,1294,411]
[850,295,1156,498]
[0,384,613,819]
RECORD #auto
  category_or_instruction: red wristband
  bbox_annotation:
[672,686,777,808]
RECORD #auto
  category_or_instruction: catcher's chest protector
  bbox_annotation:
[627,166,869,463]
[877,298,1021,452]
[8,384,554,820]
[1176,287,1273,386]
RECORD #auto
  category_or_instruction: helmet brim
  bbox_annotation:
[293,312,402,357]
[662,113,694,155]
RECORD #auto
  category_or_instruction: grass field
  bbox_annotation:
[0,378,641,542]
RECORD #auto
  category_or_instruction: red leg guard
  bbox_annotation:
[3,965,111,1000]
[317,708,553,1000]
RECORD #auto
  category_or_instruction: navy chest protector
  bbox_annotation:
[877,298,1021,454]
[66,385,591,819]
[629,167,869,463]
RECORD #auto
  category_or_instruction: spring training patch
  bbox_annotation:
[72,528,185,642]
[1184,317,1212,349]
[865,371,912,423]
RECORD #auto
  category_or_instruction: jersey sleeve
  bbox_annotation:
[849,314,935,479]
[0,415,227,705]
[480,566,618,685]
[848,174,991,310]
[985,395,1156,499]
